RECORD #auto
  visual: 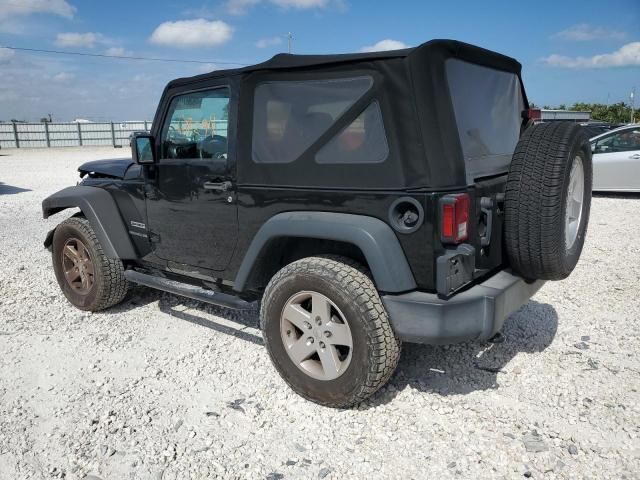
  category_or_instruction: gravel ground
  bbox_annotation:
[0,147,639,480]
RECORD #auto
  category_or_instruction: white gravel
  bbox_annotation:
[1,147,639,480]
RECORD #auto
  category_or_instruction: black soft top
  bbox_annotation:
[159,40,527,190]
[167,39,522,87]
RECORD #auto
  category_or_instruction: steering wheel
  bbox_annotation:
[198,135,228,160]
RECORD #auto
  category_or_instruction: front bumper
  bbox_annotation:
[382,270,545,344]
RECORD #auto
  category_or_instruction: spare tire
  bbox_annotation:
[504,122,592,280]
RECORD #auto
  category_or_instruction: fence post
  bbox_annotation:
[77,122,83,146]
[44,122,50,147]
[110,122,116,147]
[144,121,148,131]
[12,121,19,148]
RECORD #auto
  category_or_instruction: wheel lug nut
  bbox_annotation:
[319,341,325,349]
[303,322,312,330]
[315,316,322,325]
[324,331,331,338]
[307,337,314,345]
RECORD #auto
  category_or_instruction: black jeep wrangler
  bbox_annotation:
[42,40,592,407]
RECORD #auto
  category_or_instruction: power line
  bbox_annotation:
[0,45,249,66]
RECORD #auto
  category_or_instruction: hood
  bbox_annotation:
[78,158,133,179]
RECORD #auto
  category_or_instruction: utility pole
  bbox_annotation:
[287,32,292,54]
[630,88,636,124]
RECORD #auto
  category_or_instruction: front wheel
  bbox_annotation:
[260,256,401,408]
[52,217,128,311]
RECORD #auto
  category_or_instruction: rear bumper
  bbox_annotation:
[382,270,545,344]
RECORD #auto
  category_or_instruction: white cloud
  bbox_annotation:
[104,47,129,57]
[270,0,328,8]
[54,32,107,48]
[552,24,626,42]
[149,19,233,48]
[53,72,75,82]
[360,39,408,52]
[0,0,75,20]
[0,52,168,121]
[225,0,336,15]
[542,42,640,68]
[196,63,218,73]
[226,0,261,15]
[256,36,283,48]
[0,47,15,61]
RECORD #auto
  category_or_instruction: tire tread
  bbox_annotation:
[260,255,400,408]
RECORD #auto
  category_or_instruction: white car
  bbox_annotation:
[590,124,640,192]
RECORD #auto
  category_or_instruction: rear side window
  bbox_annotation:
[446,59,524,182]
[316,101,389,164]
[252,76,373,164]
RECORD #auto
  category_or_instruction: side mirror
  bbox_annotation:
[132,134,155,164]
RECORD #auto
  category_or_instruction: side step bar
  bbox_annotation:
[125,270,256,311]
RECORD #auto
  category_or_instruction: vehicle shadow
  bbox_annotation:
[593,191,640,199]
[107,285,263,345]
[107,287,557,404]
[367,300,558,406]
[0,182,31,195]
[157,298,262,346]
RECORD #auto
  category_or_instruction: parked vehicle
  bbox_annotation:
[42,40,592,407]
[590,124,640,192]
[580,121,620,138]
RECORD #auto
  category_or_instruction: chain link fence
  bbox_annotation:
[0,121,152,149]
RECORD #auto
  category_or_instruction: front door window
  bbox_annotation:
[161,88,230,161]
[595,129,640,154]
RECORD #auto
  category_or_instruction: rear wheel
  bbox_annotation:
[260,256,401,408]
[504,122,592,280]
[52,217,128,311]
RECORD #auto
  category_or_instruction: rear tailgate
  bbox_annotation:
[434,59,526,296]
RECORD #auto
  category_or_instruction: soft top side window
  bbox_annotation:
[251,76,373,164]
[315,101,389,164]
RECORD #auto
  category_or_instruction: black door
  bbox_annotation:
[145,85,238,271]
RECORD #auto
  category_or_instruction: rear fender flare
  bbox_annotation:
[42,185,137,260]
[233,211,416,293]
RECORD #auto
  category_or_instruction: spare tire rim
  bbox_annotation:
[280,291,353,381]
[565,155,585,250]
[61,237,95,295]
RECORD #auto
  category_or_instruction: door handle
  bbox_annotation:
[630,154,640,159]
[203,180,233,192]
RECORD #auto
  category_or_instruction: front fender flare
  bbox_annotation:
[42,185,137,260]
[233,212,416,293]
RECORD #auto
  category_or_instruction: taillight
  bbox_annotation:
[523,108,541,121]
[440,193,470,244]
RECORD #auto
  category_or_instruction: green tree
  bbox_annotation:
[568,102,638,124]
[527,102,638,123]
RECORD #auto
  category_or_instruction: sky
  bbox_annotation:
[0,0,638,121]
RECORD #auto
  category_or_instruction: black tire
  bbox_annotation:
[260,256,401,408]
[52,217,128,311]
[504,122,592,280]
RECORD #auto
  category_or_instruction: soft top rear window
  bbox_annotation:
[446,59,524,183]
